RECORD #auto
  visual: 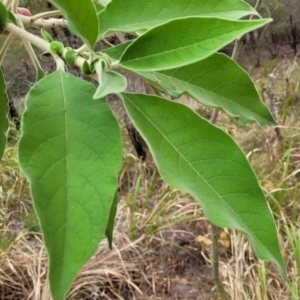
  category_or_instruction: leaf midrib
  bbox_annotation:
[59,70,69,292]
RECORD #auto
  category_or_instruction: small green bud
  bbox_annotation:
[65,49,77,67]
[41,29,53,43]
[82,60,92,75]
[50,41,64,56]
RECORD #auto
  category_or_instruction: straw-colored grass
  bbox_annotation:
[0,54,300,299]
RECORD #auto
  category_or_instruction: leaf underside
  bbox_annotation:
[18,71,122,300]
[135,53,275,125]
[122,92,286,278]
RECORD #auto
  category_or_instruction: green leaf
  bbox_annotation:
[7,11,17,25]
[120,18,271,71]
[50,41,64,56]
[0,1,8,34]
[122,92,286,278]
[100,41,132,61]
[41,29,53,43]
[105,190,118,250]
[94,60,127,99]
[99,0,257,37]
[18,71,122,300]
[0,69,8,162]
[49,0,98,49]
[135,53,275,125]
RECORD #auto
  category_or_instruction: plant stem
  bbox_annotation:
[3,0,13,7]
[211,224,227,299]
[11,0,17,13]
[0,33,14,66]
[5,22,98,81]
[6,22,50,52]
[210,113,227,298]
[209,109,219,123]
[17,14,68,30]
[116,32,126,43]
[30,10,62,22]
[75,44,88,54]
[17,17,45,79]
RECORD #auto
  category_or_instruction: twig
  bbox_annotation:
[17,14,68,30]
[30,10,62,22]
[17,17,45,79]
[211,224,227,299]
[209,109,219,123]
[6,22,50,53]
[0,33,15,66]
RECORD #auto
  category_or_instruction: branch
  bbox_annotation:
[5,22,98,81]
[17,14,68,30]
[31,10,62,22]
[6,22,50,52]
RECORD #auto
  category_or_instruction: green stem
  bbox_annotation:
[231,0,263,61]
[75,44,88,54]
[6,22,50,53]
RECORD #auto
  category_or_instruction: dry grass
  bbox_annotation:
[0,54,300,299]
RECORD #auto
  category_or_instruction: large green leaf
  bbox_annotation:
[122,92,286,278]
[49,0,98,49]
[18,71,122,300]
[99,0,258,37]
[0,68,8,162]
[120,18,271,71]
[135,53,275,125]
